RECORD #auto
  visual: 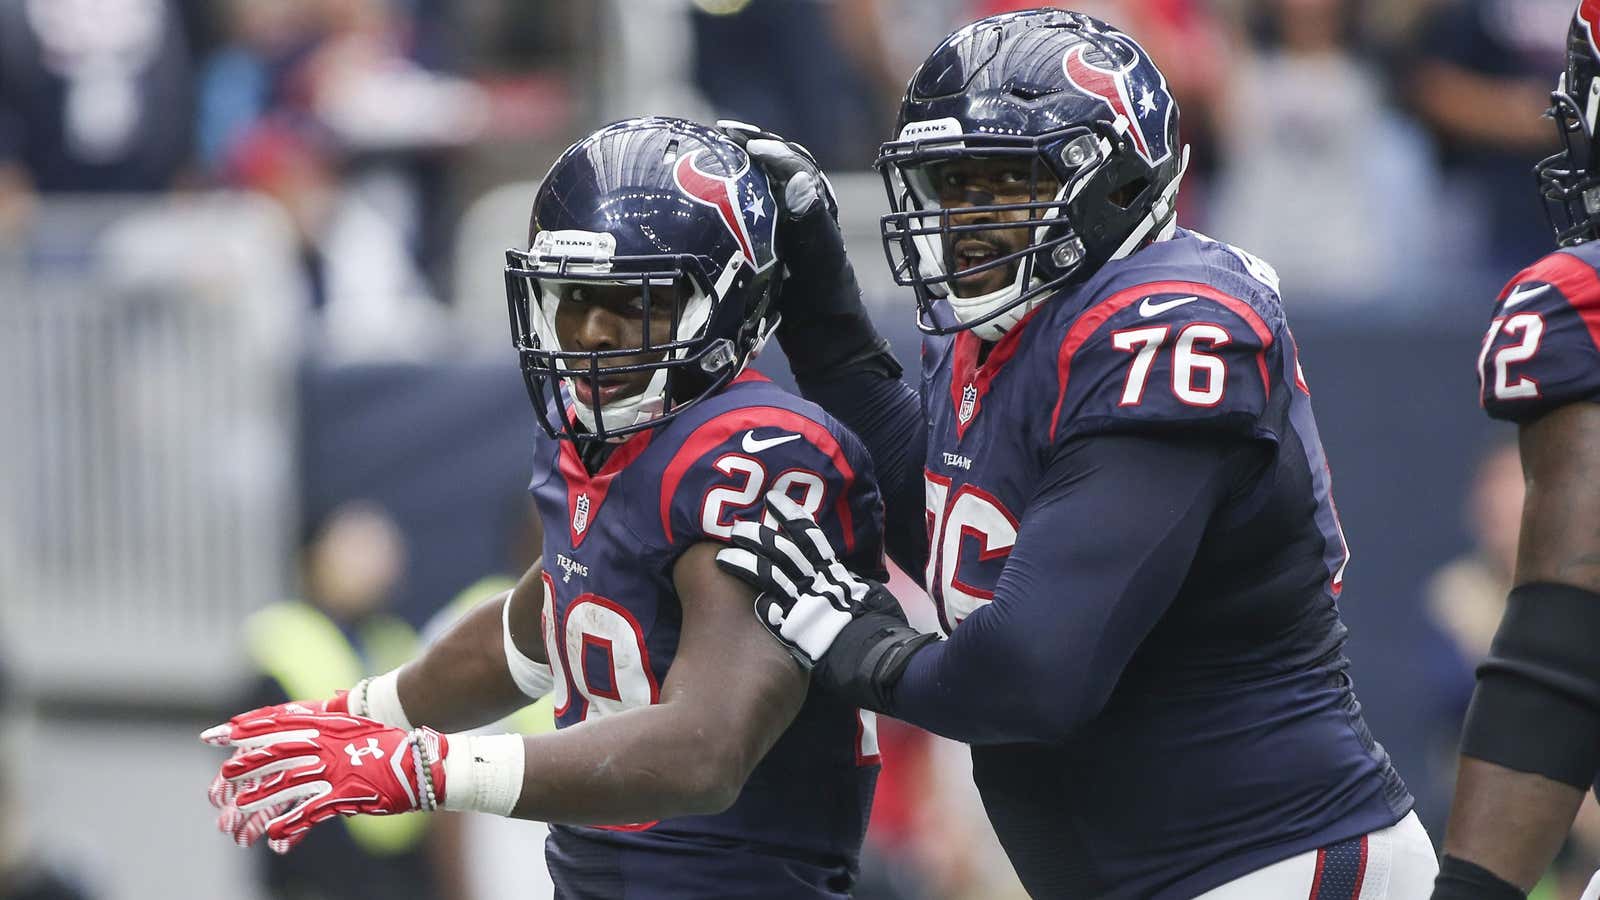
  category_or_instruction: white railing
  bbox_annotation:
[0,194,301,702]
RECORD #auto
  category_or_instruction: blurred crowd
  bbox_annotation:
[0,0,1585,898]
[0,0,1574,323]
[1,0,583,360]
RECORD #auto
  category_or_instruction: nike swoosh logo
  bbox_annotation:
[1139,295,1199,317]
[742,431,802,453]
[1503,284,1551,309]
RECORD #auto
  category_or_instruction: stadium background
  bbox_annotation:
[0,0,1579,897]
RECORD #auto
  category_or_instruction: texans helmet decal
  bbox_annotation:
[1061,39,1173,166]
[672,150,774,272]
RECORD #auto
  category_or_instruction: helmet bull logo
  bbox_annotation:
[1061,41,1172,166]
[673,150,769,270]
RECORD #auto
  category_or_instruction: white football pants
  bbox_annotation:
[1194,812,1437,899]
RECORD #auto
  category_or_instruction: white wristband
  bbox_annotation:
[503,594,554,700]
[441,733,525,816]
[360,668,413,731]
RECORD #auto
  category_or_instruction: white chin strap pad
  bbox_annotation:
[568,366,669,439]
[954,281,1029,342]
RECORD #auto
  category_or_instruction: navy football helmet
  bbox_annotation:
[1539,0,1600,247]
[505,117,781,441]
[878,9,1188,339]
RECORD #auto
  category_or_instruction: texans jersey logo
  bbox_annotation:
[1582,0,1600,56]
[672,150,776,272]
[1061,38,1174,166]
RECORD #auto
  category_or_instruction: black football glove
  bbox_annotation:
[715,489,936,713]
[716,120,900,381]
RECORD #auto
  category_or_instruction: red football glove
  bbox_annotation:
[206,711,447,854]
[201,693,352,755]
[202,693,354,847]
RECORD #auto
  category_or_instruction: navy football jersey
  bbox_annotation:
[528,371,884,900]
[1478,241,1600,423]
[917,228,1411,898]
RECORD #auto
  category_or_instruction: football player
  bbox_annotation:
[1433,4,1600,898]
[203,117,888,899]
[713,10,1439,898]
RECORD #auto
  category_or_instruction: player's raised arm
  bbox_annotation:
[721,123,930,575]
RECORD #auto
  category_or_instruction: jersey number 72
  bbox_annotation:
[1480,313,1544,402]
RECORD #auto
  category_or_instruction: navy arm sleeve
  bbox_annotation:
[886,432,1257,745]
[795,370,928,577]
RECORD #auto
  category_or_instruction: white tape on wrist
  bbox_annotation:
[503,595,555,700]
[363,668,413,731]
[441,733,525,817]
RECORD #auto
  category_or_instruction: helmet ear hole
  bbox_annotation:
[1109,176,1150,210]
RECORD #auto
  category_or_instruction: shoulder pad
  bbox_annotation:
[1050,281,1283,442]
[1479,249,1600,423]
[656,404,884,572]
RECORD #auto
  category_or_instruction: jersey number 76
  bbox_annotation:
[1110,323,1232,407]
[924,472,1018,635]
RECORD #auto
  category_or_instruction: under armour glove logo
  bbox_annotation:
[344,737,384,766]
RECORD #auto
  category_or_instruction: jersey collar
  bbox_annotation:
[949,303,1045,439]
